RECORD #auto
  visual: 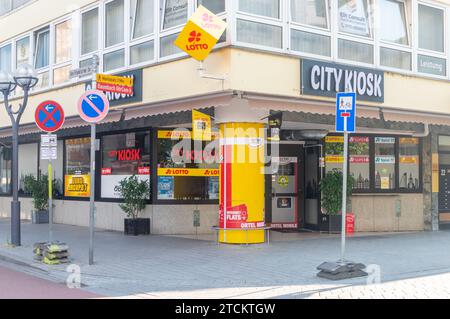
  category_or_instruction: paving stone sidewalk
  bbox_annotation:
[1,218,450,298]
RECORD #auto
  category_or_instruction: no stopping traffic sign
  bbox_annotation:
[35,101,65,133]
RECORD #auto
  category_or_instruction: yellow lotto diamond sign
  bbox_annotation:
[174,5,227,61]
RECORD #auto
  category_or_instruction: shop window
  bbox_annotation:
[291,29,331,57]
[0,145,11,195]
[156,129,219,201]
[198,0,225,14]
[131,0,154,39]
[161,0,188,30]
[379,0,408,45]
[374,137,396,190]
[324,135,343,173]
[236,19,282,49]
[39,140,64,196]
[418,4,444,53]
[101,132,151,199]
[399,138,420,190]
[291,0,328,29]
[349,136,370,190]
[105,0,125,48]
[239,0,280,19]
[18,143,38,195]
[55,20,72,64]
[16,36,29,67]
[0,44,11,73]
[81,8,99,55]
[65,138,91,198]
[338,0,371,37]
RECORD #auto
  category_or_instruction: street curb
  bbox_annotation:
[0,251,48,274]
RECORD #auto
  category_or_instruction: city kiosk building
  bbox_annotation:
[0,0,448,237]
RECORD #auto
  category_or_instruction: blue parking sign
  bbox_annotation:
[336,92,356,133]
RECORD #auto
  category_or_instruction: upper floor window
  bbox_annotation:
[239,0,280,19]
[34,27,49,69]
[55,20,72,64]
[105,0,125,48]
[198,0,225,14]
[379,0,409,46]
[162,0,188,30]
[338,0,371,38]
[16,37,29,66]
[418,3,444,53]
[81,8,99,55]
[0,0,32,16]
[131,0,154,39]
[291,0,329,29]
[0,44,11,72]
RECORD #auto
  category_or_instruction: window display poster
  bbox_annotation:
[338,0,370,36]
[158,176,174,200]
[163,0,188,29]
[65,175,90,197]
[209,177,219,200]
[101,174,150,199]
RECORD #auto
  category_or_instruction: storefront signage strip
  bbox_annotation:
[158,168,220,177]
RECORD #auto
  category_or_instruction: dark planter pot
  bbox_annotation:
[32,210,49,224]
[320,214,342,233]
[124,218,150,236]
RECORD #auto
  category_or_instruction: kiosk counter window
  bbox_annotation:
[64,138,91,198]
[101,131,151,199]
[156,129,219,202]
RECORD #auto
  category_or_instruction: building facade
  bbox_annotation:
[0,0,449,235]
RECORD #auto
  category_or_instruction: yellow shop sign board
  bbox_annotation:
[174,5,227,61]
[96,74,133,87]
[65,175,90,197]
[158,168,220,177]
[192,110,212,141]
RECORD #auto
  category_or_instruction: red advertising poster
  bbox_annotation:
[101,168,112,175]
[219,204,265,229]
[346,213,355,235]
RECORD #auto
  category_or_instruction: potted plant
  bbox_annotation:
[24,174,59,224]
[116,175,151,236]
[319,169,354,233]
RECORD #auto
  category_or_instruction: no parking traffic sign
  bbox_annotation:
[35,101,65,133]
[78,90,110,124]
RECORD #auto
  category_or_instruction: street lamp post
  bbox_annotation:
[0,64,38,247]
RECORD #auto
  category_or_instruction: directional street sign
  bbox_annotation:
[77,90,110,123]
[336,92,356,133]
[35,101,65,133]
[96,74,134,95]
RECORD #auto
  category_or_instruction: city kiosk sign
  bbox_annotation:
[301,59,385,103]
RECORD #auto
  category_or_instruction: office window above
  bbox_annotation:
[291,0,328,29]
[379,0,409,45]
[338,0,372,37]
[418,4,444,53]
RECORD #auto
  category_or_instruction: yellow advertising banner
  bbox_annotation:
[192,110,212,141]
[158,168,220,177]
[326,155,344,163]
[65,175,90,197]
[96,74,133,87]
[174,5,227,61]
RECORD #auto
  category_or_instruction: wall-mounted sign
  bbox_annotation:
[108,148,142,161]
[301,59,384,102]
[418,55,447,77]
[65,175,90,197]
[158,168,220,177]
[86,69,143,107]
[192,109,212,141]
[96,74,134,95]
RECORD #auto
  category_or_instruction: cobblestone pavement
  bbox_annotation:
[1,219,450,299]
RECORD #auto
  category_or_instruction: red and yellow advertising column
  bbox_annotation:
[219,123,265,244]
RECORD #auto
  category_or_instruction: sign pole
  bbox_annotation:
[48,132,53,243]
[89,54,99,266]
[340,120,349,263]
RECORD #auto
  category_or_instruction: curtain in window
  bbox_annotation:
[338,39,373,64]
[55,20,72,64]
[105,0,124,48]
[198,0,225,14]
[338,0,370,37]
[291,29,330,56]
[379,0,408,45]
[239,0,279,18]
[237,19,282,48]
[132,0,154,39]
[0,44,11,72]
[163,0,188,29]
[418,4,444,53]
[35,30,49,69]
[103,49,124,71]
[131,41,154,65]
[82,9,98,55]
[16,37,29,67]
[380,47,411,70]
[291,0,328,28]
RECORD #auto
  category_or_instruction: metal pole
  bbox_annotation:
[11,120,20,246]
[89,55,98,265]
[48,133,53,243]
[340,129,349,263]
